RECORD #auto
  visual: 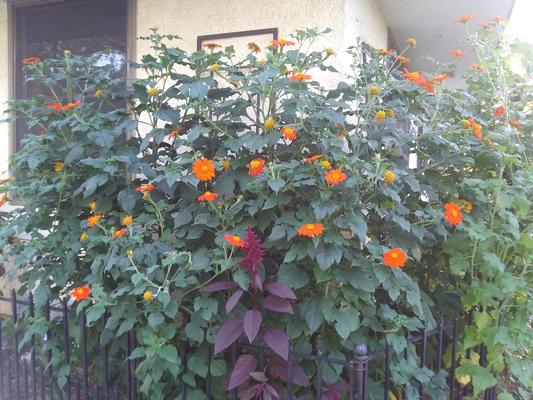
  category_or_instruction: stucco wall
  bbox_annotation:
[0,0,10,179]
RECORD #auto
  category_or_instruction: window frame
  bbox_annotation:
[7,0,137,157]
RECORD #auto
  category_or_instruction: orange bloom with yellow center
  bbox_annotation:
[383,248,408,268]
[169,126,181,137]
[192,158,216,181]
[510,119,523,130]
[54,161,64,173]
[247,158,266,176]
[87,214,102,228]
[461,119,471,129]
[455,14,474,23]
[115,226,127,237]
[288,72,312,82]
[122,215,133,226]
[494,106,505,117]
[450,49,465,58]
[395,55,410,64]
[135,184,155,193]
[22,57,41,65]
[271,38,295,47]
[280,127,297,141]
[456,199,473,214]
[297,223,324,238]
[444,202,463,225]
[203,43,221,50]
[303,154,324,163]
[71,285,91,302]
[384,170,395,184]
[470,64,485,72]
[0,193,8,208]
[379,49,392,56]
[325,168,347,185]
[198,191,218,202]
[473,123,483,140]
[224,234,246,248]
[111,228,127,239]
[375,110,386,122]
[248,42,261,53]
[432,73,449,84]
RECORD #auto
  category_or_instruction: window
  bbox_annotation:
[13,0,129,150]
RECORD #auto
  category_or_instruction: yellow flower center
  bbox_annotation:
[201,165,209,172]
[451,210,458,217]
[332,173,340,180]
[250,161,261,169]
[233,236,241,242]
[307,224,315,230]
[391,252,398,259]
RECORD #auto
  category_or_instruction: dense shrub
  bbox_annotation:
[0,21,531,399]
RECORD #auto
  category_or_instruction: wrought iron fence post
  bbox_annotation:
[12,290,21,399]
[450,311,459,400]
[354,343,368,400]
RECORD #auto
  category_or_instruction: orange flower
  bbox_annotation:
[492,16,506,23]
[297,223,324,238]
[494,106,505,117]
[473,123,483,140]
[455,14,474,23]
[288,72,312,82]
[403,69,423,85]
[0,193,7,207]
[22,57,40,65]
[135,184,155,193]
[63,100,81,110]
[456,199,473,214]
[384,170,395,184]
[111,228,127,239]
[461,119,471,129]
[394,55,410,64]
[470,64,485,72]
[510,119,523,130]
[303,154,324,163]
[375,110,386,122]
[122,215,133,226]
[444,202,463,225]
[54,161,64,173]
[70,285,91,302]
[203,43,221,50]
[450,49,465,58]
[280,127,297,141]
[224,234,246,248]
[325,48,334,56]
[87,214,102,227]
[192,158,216,181]
[378,49,392,56]
[248,42,261,53]
[271,37,295,47]
[198,191,218,202]
[407,38,416,47]
[432,73,449,83]
[169,126,181,137]
[383,248,408,268]
[44,100,81,112]
[247,158,266,176]
[325,168,347,185]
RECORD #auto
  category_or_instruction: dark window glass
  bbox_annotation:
[14,0,128,149]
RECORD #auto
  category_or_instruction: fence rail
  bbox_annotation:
[0,291,497,399]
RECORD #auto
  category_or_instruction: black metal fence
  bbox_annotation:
[0,291,496,399]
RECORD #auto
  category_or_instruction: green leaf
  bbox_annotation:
[268,179,285,193]
[334,308,360,339]
[278,264,309,289]
[86,304,106,325]
[456,361,497,396]
[117,188,139,212]
[483,253,505,274]
[148,312,165,327]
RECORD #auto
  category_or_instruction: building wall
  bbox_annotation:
[0,0,10,179]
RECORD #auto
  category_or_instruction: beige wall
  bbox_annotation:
[0,0,10,179]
